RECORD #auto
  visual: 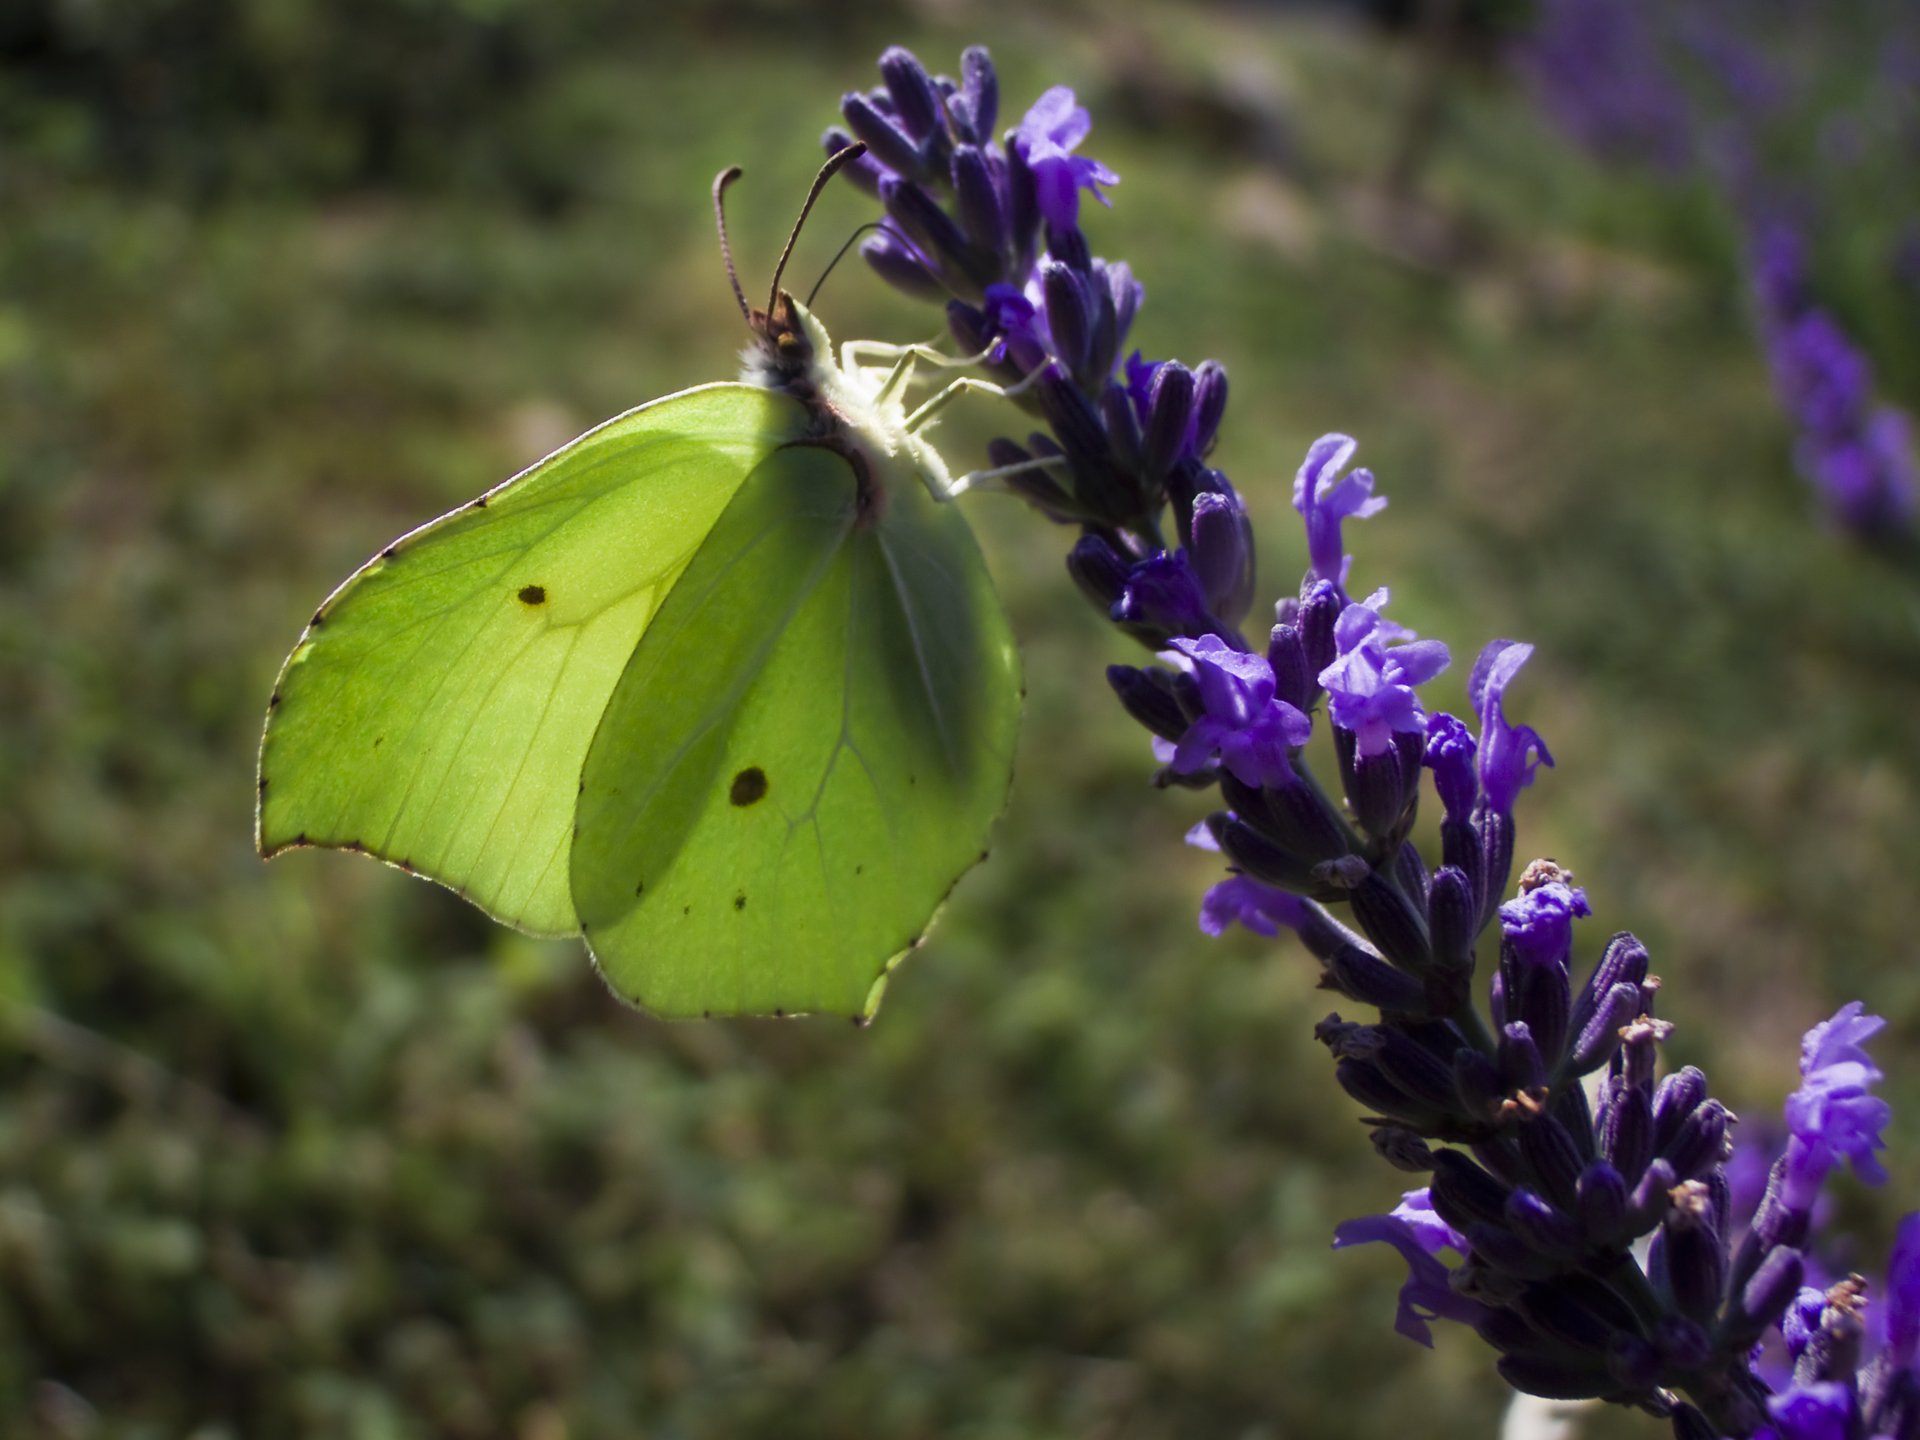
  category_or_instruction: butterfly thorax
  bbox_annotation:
[739,296,953,530]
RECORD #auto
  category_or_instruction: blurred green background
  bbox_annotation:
[3,1,1916,1436]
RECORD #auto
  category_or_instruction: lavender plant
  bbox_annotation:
[822,43,1914,1438]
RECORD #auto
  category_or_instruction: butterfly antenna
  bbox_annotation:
[807,220,910,308]
[767,142,868,316]
[712,165,753,325]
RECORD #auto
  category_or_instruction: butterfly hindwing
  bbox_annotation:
[257,383,806,935]
[571,441,1021,1019]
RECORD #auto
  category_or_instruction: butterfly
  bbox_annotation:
[256,146,1033,1022]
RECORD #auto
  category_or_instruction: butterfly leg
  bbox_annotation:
[841,338,997,375]
[943,453,1070,499]
[902,364,1046,434]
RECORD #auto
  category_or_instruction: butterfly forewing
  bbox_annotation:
[257,384,805,935]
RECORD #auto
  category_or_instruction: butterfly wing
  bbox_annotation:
[257,383,805,936]
[571,442,1021,1019]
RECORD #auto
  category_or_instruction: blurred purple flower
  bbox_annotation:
[1011,86,1118,232]
[1468,640,1552,817]
[1164,634,1311,787]
[1293,434,1387,588]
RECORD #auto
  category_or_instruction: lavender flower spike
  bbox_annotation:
[1319,590,1450,758]
[1293,433,1387,587]
[1011,86,1118,232]
[1469,640,1553,816]
[1165,634,1311,788]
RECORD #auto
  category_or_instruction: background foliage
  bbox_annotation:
[2,1,1915,1436]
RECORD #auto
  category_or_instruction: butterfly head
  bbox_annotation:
[713,145,866,393]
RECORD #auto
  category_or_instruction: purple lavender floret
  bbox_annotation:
[1469,640,1553,817]
[1779,1002,1892,1207]
[1200,873,1311,938]
[1164,634,1310,788]
[1010,86,1118,232]
[1319,590,1450,759]
[1293,433,1387,588]
[1333,1190,1491,1347]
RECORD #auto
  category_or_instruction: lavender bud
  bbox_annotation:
[1084,261,1122,386]
[1215,816,1315,892]
[1652,1067,1708,1153]
[1040,261,1092,378]
[1298,580,1342,680]
[1503,944,1570,1069]
[1498,1023,1547,1094]
[1494,1356,1613,1403]
[1262,624,1309,715]
[1569,932,1650,1040]
[1323,944,1427,1013]
[1426,863,1473,952]
[1470,1221,1560,1281]
[878,46,944,141]
[1660,1183,1726,1321]
[1515,1274,1624,1349]
[1431,1149,1513,1232]
[1372,1027,1461,1118]
[1576,1160,1628,1247]
[1570,982,1641,1074]
[1036,368,1114,493]
[1517,1113,1586,1209]
[1627,1158,1678,1234]
[1661,1099,1732,1183]
[1189,488,1255,629]
[1143,362,1196,479]
[1724,1245,1805,1350]
[1004,138,1039,258]
[1192,360,1229,456]
[822,127,887,196]
[882,178,993,296]
[862,234,946,303]
[1106,666,1189,742]
[842,93,923,181]
[1099,383,1144,476]
[1505,1189,1583,1260]
[1335,1057,1436,1126]
[1601,1082,1654,1186]
[1478,810,1517,931]
[1455,1047,1505,1123]
[1067,533,1130,612]
[1609,1334,1662,1393]
[1219,773,1349,866]
[952,46,997,144]
[1370,1125,1436,1172]
[950,145,1006,257]
[1349,870,1433,973]
[1047,221,1092,273]
[1346,744,1412,842]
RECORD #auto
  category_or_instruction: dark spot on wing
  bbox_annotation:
[373,736,383,748]
[855,864,864,875]
[729,767,768,806]
[470,495,489,510]
[634,880,645,896]
[396,858,414,873]
[293,832,308,845]
[382,546,398,560]
[682,905,691,916]
[257,777,268,795]
[518,584,547,606]
[733,893,746,911]
[908,774,917,786]
[773,1007,785,1018]
[309,610,325,628]
[978,849,988,862]
[268,692,281,708]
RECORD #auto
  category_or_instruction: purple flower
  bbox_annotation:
[1199,874,1309,938]
[1780,1002,1891,1211]
[1497,879,1591,969]
[1114,551,1213,635]
[1889,1213,1920,1368]
[1011,86,1118,232]
[1763,1381,1855,1440]
[1165,634,1311,787]
[1293,434,1387,587]
[1468,640,1552,816]
[981,280,1053,372]
[1423,712,1478,820]
[1318,590,1450,759]
[1332,1189,1488,1347]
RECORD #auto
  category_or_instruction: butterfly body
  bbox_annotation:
[258,296,1018,1020]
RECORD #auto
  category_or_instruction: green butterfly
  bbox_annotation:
[257,149,1033,1021]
